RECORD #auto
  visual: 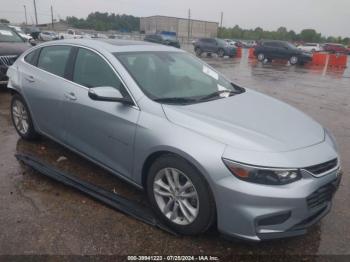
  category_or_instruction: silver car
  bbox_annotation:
[6,39,341,241]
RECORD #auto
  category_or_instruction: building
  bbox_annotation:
[140,15,218,39]
[36,21,70,32]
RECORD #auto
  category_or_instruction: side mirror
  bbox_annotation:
[88,86,133,105]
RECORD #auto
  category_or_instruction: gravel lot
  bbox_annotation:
[0,48,349,258]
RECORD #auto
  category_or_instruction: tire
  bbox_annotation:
[257,53,265,61]
[11,94,40,140]
[195,48,202,57]
[218,48,225,57]
[146,154,216,235]
[289,56,298,65]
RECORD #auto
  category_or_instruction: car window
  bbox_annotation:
[73,48,122,89]
[37,46,71,77]
[0,27,25,43]
[24,50,37,65]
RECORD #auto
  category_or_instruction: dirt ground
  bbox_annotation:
[0,49,349,258]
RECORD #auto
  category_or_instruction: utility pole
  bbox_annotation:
[220,11,223,37]
[33,0,38,25]
[188,9,191,43]
[24,5,28,25]
[51,5,54,29]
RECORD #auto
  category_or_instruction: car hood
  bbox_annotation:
[0,42,31,56]
[162,89,325,152]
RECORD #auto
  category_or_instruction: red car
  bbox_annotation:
[323,43,348,54]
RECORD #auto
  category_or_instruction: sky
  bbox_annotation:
[0,0,349,37]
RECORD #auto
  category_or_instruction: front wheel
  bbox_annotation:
[147,155,216,235]
[195,48,202,57]
[290,56,298,65]
[11,94,39,140]
[257,53,265,61]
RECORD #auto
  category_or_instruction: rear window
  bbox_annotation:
[37,46,71,77]
[24,50,37,65]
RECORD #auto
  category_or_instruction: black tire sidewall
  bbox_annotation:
[11,94,39,140]
[195,48,202,56]
[146,155,216,235]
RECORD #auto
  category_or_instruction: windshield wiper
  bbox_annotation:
[154,97,198,104]
[198,90,237,102]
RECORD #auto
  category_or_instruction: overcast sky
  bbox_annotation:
[1,0,349,37]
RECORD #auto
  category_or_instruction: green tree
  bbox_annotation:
[0,18,10,24]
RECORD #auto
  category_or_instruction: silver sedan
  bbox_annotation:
[6,39,341,241]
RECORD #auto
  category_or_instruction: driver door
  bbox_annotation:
[62,47,140,178]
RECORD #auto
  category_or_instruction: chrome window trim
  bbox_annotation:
[20,43,140,110]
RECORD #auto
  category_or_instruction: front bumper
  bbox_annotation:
[214,166,341,241]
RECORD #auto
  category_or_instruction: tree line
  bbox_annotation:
[3,11,348,45]
[218,25,349,45]
[66,12,139,32]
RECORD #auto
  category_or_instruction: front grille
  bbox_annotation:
[0,55,18,67]
[304,159,338,175]
[306,179,339,209]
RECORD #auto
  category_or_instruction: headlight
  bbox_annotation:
[222,159,301,185]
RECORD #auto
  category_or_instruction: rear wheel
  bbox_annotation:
[146,155,215,235]
[11,94,39,140]
[290,56,298,65]
[218,48,225,57]
[257,53,265,61]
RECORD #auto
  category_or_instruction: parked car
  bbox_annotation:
[0,24,31,86]
[8,25,33,42]
[59,29,84,39]
[22,26,41,40]
[39,31,59,41]
[244,40,257,48]
[224,39,237,47]
[7,39,341,241]
[194,38,237,57]
[144,33,181,48]
[323,43,348,54]
[347,46,350,55]
[297,43,322,53]
[254,40,313,65]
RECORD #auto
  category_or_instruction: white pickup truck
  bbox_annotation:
[59,29,90,40]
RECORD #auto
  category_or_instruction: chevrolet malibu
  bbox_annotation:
[7,39,341,241]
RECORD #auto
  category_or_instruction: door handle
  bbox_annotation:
[64,92,77,101]
[25,75,35,82]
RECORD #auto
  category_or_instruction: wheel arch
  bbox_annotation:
[140,147,212,193]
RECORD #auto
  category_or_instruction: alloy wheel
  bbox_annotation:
[153,168,199,225]
[12,100,29,135]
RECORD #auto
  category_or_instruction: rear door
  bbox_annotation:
[62,47,140,178]
[20,45,73,141]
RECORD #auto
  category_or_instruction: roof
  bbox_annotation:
[39,39,185,53]
[141,15,219,25]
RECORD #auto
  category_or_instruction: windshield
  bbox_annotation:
[0,27,24,42]
[115,52,243,103]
